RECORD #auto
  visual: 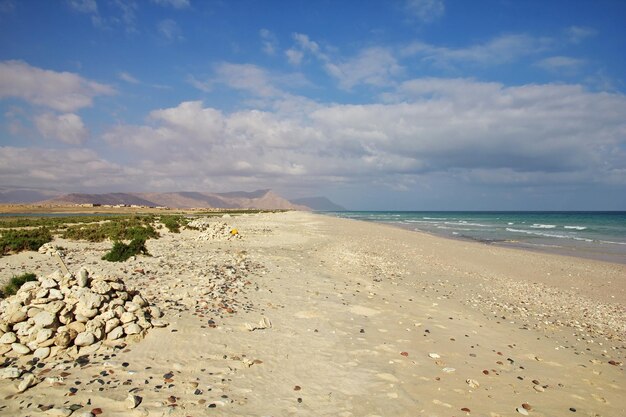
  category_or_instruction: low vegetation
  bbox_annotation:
[62,216,158,242]
[0,273,37,298]
[160,215,189,233]
[102,238,149,262]
[0,227,53,256]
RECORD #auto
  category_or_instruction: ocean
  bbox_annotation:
[325,211,626,264]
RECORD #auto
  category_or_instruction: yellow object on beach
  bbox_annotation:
[230,228,238,235]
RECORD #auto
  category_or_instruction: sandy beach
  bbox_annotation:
[1,211,624,417]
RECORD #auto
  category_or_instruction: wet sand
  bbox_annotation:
[1,211,625,416]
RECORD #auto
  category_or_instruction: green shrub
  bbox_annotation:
[63,218,158,242]
[160,215,188,233]
[0,273,37,298]
[0,228,53,256]
[102,238,149,262]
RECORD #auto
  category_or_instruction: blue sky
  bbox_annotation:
[1,0,625,210]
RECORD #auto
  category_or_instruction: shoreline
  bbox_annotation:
[1,211,624,416]
[322,212,626,266]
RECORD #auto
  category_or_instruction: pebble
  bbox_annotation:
[11,342,31,354]
[0,367,22,379]
[126,393,143,409]
[516,406,529,415]
[533,384,545,392]
[17,372,37,393]
[428,353,440,359]
[466,379,479,388]
[46,408,73,416]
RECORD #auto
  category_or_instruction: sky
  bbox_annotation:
[1,0,625,210]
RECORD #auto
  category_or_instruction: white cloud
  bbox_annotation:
[151,0,190,9]
[324,47,403,89]
[157,19,183,42]
[403,34,552,67]
[405,0,445,23]
[213,63,282,97]
[260,28,278,55]
[97,80,626,193]
[0,60,115,112]
[34,113,89,145]
[536,56,585,74]
[0,146,129,189]
[66,0,97,14]
[118,71,140,84]
[186,75,211,92]
[285,49,304,66]
[566,26,596,44]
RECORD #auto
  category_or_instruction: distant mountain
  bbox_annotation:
[0,186,62,203]
[40,189,310,210]
[290,196,346,211]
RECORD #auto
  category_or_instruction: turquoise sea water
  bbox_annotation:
[325,212,626,264]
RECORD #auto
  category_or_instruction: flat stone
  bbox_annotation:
[34,311,56,328]
[120,312,136,324]
[0,331,17,344]
[124,323,142,335]
[77,291,104,310]
[0,367,22,379]
[107,326,124,340]
[45,407,73,416]
[17,372,37,392]
[36,328,54,344]
[11,343,31,355]
[74,331,96,347]
[105,318,120,333]
[90,280,111,295]
[40,278,58,289]
[8,309,28,324]
[68,321,87,334]
[34,346,51,359]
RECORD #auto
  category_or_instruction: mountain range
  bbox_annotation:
[0,186,345,211]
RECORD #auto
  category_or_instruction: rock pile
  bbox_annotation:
[38,242,64,257]
[188,218,241,241]
[0,268,163,360]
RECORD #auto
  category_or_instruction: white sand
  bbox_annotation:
[1,211,624,416]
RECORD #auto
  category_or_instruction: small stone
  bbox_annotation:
[91,408,103,415]
[17,372,37,392]
[533,384,545,392]
[461,408,471,413]
[45,407,73,416]
[466,379,480,388]
[516,407,529,415]
[41,278,58,289]
[34,346,51,359]
[34,311,56,328]
[124,323,142,335]
[55,329,78,348]
[569,407,576,412]
[91,280,111,295]
[120,312,136,324]
[522,403,532,410]
[107,326,124,340]
[36,328,54,344]
[0,331,17,344]
[11,342,31,355]
[78,268,89,287]
[400,351,409,357]
[8,309,28,324]
[0,367,22,379]
[428,353,440,359]
[74,332,96,347]
[442,367,456,373]
[126,393,142,409]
